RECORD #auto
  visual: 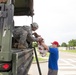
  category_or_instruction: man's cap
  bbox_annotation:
[51,41,59,46]
[31,22,38,29]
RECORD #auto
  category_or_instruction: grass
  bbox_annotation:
[33,57,47,63]
[60,50,76,53]
[33,57,45,62]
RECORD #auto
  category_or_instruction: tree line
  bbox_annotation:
[60,39,76,50]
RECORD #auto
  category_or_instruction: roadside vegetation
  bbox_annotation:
[60,50,76,53]
[60,39,76,53]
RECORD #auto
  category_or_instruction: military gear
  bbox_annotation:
[22,26,38,42]
[13,27,28,48]
[13,43,26,49]
[31,22,39,29]
[18,43,26,49]
[13,26,39,48]
[13,43,18,48]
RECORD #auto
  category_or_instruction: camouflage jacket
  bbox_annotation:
[22,26,38,42]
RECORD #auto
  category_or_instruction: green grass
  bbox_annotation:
[60,50,76,53]
[33,57,47,63]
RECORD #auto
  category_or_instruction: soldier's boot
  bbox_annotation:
[24,42,28,48]
[0,0,7,3]
[18,43,26,49]
[13,43,18,48]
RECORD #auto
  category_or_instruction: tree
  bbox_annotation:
[68,39,76,50]
[68,39,76,47]
[61,42,67,47]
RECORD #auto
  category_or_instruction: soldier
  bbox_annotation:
[13,22,43,49]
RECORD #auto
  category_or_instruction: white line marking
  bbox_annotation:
[59,59,76,67]
[67,59,76,62]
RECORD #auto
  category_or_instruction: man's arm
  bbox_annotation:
[28,34,39,41]
[41,43,54,53]
[41,42,49,51]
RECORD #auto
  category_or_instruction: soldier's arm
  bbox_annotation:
[25,26,43,42]
[27,28,38,41]
[23,26,38,41]
[32,32,41,38]
[28,33,39,41]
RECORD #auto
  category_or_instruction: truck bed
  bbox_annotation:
[12,48,33,75]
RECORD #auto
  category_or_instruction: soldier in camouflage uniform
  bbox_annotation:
[13,22,42,49]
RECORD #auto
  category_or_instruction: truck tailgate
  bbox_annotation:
[12,49,33,75]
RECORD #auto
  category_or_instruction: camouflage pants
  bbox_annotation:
[13,27,28,48]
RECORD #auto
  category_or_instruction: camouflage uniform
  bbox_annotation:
[13,26,38,48]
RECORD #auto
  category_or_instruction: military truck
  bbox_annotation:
[0,0,36,75]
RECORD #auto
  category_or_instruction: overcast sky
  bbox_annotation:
[14,0,76,45]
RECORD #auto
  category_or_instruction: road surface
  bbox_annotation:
[28,51,76,75]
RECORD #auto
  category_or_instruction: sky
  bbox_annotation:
[14,0,76,45]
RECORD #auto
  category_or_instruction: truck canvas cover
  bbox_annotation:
[14,0,34,16]
[0,0,34,16]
